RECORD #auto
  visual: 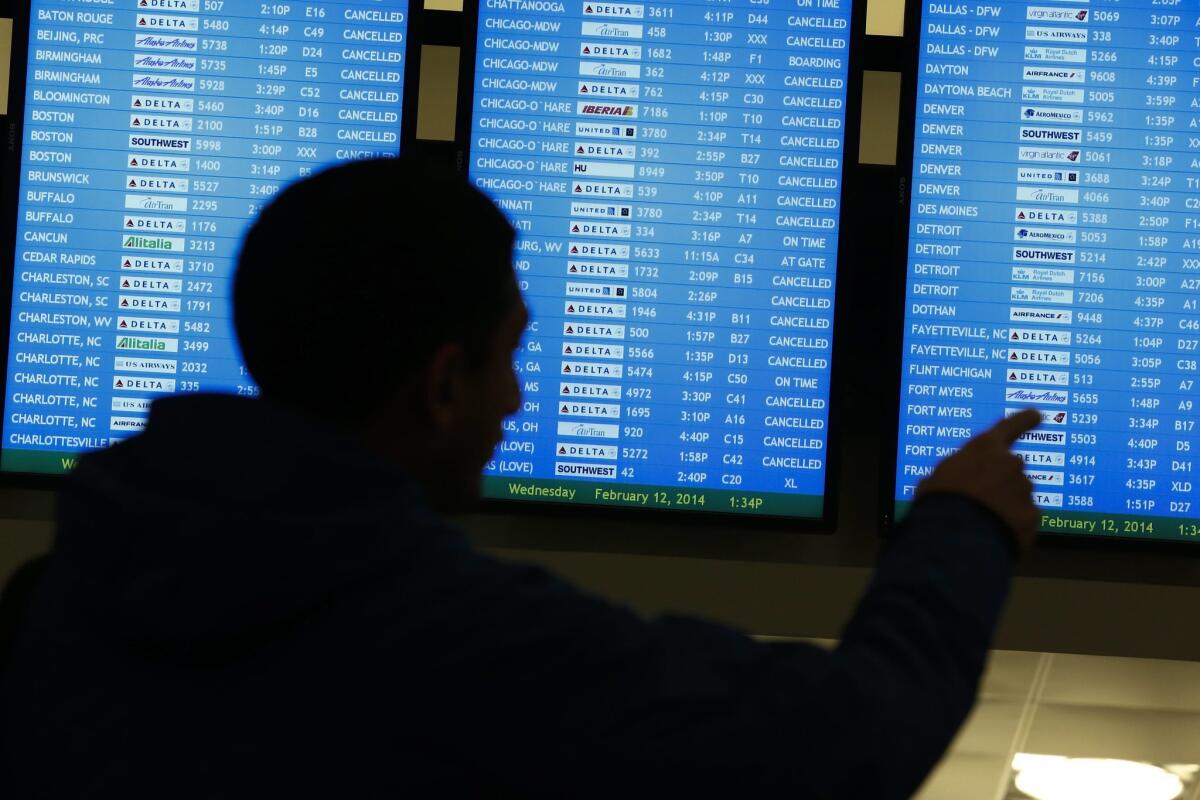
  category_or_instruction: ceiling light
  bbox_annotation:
[1013,754,1184,800]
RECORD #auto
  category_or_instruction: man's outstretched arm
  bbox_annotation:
[392,411,1041,797]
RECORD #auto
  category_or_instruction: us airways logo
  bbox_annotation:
[1021,66,1084,84]
[577,102,637,118]
[1025,26,1088,43]
[579,42,641,59]
[136,13,199,31]
[1005,387,1068,405]
[135,34,198,51]
[583,2,644,17]
[132,54,196,71]
[113,356,178,374]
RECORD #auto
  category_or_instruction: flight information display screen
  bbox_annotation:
[4,0,407,475]
[896,0,1200,540]
[468,0,851,517]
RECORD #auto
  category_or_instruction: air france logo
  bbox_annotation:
[1021,66,1084,84]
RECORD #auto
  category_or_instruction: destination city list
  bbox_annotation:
[3,0,408,474]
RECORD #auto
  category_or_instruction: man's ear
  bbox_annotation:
[422,341,469,430]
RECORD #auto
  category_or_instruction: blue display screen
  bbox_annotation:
[3,0,407,475]
[896,0,1200,540]
[469,0,851,517]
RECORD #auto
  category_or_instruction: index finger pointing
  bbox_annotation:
[987,408,1043,447]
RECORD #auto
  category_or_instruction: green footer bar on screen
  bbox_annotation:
[894,500,1200,543]
[1,449,81,475]
[483,476,823,517]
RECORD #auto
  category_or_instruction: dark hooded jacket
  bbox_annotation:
[1,394,1012,798]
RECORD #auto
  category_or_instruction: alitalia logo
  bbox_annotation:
[123,234,182,251]
[116,336,177,352]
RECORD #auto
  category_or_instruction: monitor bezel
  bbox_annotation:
[455,0,867,530]
[877,0,1200,552]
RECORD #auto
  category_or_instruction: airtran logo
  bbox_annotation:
[579,61,641,79]
[556,421,619,438]
[1015,186,1079,204]
[580,21,643,38]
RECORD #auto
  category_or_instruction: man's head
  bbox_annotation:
[233,157,526,508]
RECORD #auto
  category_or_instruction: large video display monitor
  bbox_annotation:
[3,0,408,475]
[467,0,853,519]
[894,0,1200,541]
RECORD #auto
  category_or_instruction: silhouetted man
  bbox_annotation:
[1,157,1041,798]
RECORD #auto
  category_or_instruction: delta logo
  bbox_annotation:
[582,2,644,18]
[131,95,193,112]
[129,155,190,173]
[136,14,199,31]
[139,0,201,11]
